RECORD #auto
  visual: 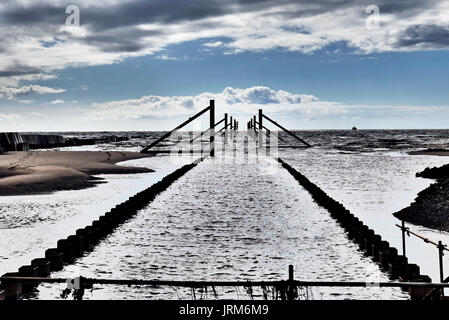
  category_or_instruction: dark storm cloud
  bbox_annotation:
[0,0,430,29]
[0,0,448,80]
[0,0,230,29]
[81,0,229,31]
[396,24,449,47]
[1,4,64,26]
[0,65,42,77]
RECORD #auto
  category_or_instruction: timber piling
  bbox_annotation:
[1,157,205,300]
[277,158,434,300]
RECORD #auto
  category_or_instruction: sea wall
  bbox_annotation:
[0,133,130,154]
[0,133,30,152]
[64,135,128,147]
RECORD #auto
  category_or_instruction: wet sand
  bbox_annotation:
[0,151,153,196]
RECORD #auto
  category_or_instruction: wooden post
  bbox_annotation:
[262,113,312,147]
[439,241,444,283]
[141,104,211,153]
[230,116,233,139]
[266,131,270,156]
[253,115,257,151]
[189,131,193,155]
[288,265,294,301]
[244,136,248,154]
[249,119,253,138]
[210,100,215,157]
[224,113,228,144]
[402,212,406,258]
[258,109,263,149]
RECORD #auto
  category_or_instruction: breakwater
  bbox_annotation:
[0,157,203,300]
[0,133,130,153]
[277,158,436,300]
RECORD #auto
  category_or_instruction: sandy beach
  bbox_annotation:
[0,151,153,196]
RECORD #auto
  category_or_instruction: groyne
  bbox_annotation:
[0,157,204,300]
[277,158,435,300]
[0,133,130,153]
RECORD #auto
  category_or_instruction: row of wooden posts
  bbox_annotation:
[0,159,204,300]
[140,100,312,156]
[277,158,442,300]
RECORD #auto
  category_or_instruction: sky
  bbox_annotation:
[0,0,449,131]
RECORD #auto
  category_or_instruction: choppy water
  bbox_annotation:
[3,130,449,299]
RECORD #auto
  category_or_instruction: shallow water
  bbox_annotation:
[35,151,409,300]
[280,147,449,286]
[0,155,194,276]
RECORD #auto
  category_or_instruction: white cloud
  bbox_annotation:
[85,86,345,121]
[0,113,22,121]
[85,86,449,125]
[203,41,223,48]
[0,85,65,100]
[30,112,47,117]
[50,99,64,104]
[17,99,34,104]
[155,54,178,61]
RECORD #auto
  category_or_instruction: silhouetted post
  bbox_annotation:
[266,131,270,156]
[230,116,233,139]
[224,113,228,144]
[438,241,444,283]
[253,115,257,151]
[189,131,193,154]
[234,119,237,134]
[401,211,406,258]
[210,100,215,157]
[258,109,263,149]
[288,265,294,301]
[249,119,253,138]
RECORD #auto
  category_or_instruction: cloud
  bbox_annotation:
[155,53,178,60]
[0,85,65,100]
[30,111,47,117]
[203,41,224,48]
[50,99,65,104]
[0,0,449,88]
[0,112,22,121]
[17,99,34,104]
[396,24,449,49]
[85,85,449,124]
[85,86,341,121]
